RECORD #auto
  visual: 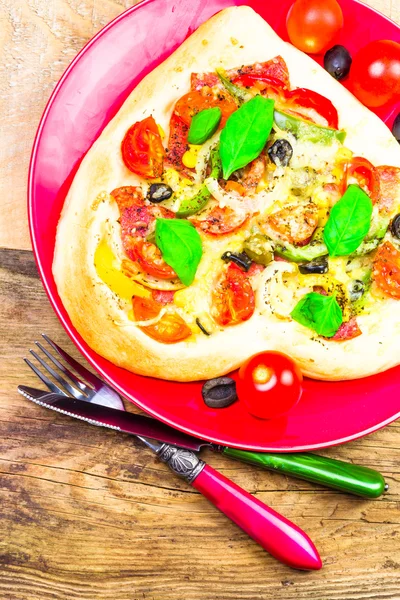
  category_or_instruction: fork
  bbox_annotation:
[21,334,322,570]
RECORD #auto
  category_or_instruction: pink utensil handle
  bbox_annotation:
[192,464,322,571]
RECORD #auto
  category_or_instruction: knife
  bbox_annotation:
[18,385,322,571]
[18,385,387,499]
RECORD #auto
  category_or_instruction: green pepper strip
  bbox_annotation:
[274,110,346,144]
[275,241,328,263]
[216,69,252,104]
[176,147,222,217]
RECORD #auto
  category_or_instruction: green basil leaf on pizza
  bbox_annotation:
[155,218,203,286]
[220,96,275,179]
[188,107,222,145]
[291,292,343,338]
[323,185,373,257]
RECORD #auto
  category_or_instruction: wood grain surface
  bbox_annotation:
[0,1,399,599]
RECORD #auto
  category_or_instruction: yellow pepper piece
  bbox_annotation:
[157,124,165,139]
[94,239,151,301]
[182,145,201,169]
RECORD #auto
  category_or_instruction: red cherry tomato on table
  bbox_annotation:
[350,40,400,108]
[237,352,303,419]
[286,0,343,55]
[121,116,165,178]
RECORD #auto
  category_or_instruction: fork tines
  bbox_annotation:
[24,334,98,401]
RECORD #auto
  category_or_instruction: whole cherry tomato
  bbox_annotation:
[132,296,191,343]
[350,40,400,108]
[237,352,302,419]
[286,0,343,55]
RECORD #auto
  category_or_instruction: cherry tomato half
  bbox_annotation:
[372,241,400,299]
[174,89,237,128]
[237,352,302,419]
[211,263,255,326]
[346,156,380,203]
[132,296,191,343]
[286,0,343,55]
[350,40,400,108]
[121,116,165,178]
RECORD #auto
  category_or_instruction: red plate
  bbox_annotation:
[28,0,400,451]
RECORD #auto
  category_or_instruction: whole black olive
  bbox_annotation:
[221,251,252,272]
[202,377,238,409]
[298,255,329,275]
[268,139,293,167]
[348,280,365,302]
[392,113,400,143]
[148,183,173,203]
[391,214,400,239]
[324,45,352,81]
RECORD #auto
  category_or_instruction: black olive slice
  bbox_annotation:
[202,377,238,409]
[348,280,365,302]
[196,318,211,336]
[391,214,400,239]
[221,251,252,272]
[148,183,173,203]
[298,255,329,275]
[392,113,400,144]
[268,139,293,167]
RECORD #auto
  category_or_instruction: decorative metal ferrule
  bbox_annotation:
[157,444,205,483]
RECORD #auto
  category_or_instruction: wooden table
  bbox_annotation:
[1,1,399,598]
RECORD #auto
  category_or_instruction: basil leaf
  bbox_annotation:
[323,185,373,257]
[220,96,275,180]
[155,218,202,286]
[291,292,343,338]
[188,107,222,145]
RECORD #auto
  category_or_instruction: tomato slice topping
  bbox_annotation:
[174,88,237,128]
[211,263,255,326]
[346,157,380,203]
[373,241,400,299]
[237,351,302,420]
[133,240,177,280]
[284,89,339,129]
[121,116,165,178]
[132,297,191,344]
[191,206,248,236]
[111,186,177,280]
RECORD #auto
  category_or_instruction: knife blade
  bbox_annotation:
[17,385,322,570]
[18,385,387,498]
[18,386,207,451]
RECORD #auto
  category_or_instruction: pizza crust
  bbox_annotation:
[53,6,400,381]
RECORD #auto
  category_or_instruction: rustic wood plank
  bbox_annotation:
[0,249,399,599]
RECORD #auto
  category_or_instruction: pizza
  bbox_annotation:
[53,6,400,382]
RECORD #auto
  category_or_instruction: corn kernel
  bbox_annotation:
[335,147,353,162]
[182,145,201,169]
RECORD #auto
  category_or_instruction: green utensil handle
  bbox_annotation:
[223,448,387,498]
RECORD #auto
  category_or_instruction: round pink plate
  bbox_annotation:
[28,0,400,451]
